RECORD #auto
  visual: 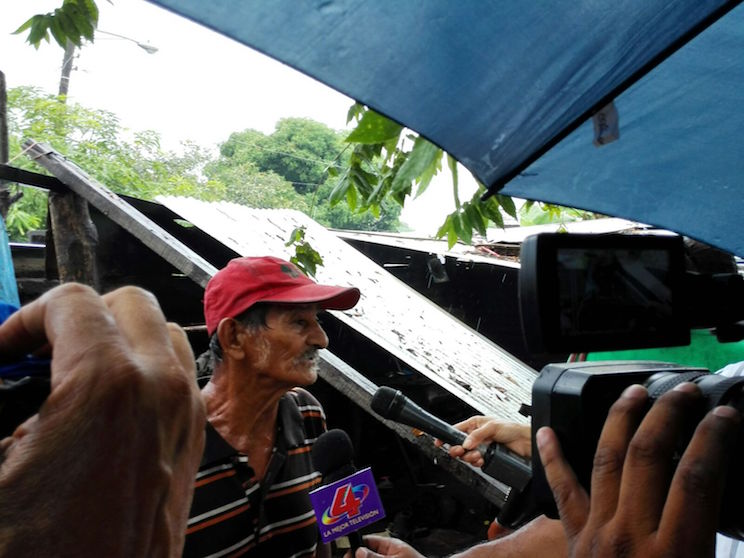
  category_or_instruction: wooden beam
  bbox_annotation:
[23,140,217,287]
[317,350,509,507]
[0,164,68,193]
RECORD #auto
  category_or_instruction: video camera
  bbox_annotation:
[519,233,744,353]
[511,233,744,539]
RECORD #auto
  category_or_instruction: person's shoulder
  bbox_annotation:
[288,387,323,408]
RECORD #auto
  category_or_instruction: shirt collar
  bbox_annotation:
[201,390,307,467]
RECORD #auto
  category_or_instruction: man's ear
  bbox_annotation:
[216,318,247,360]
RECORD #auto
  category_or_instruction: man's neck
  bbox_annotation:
[201,362,287,474]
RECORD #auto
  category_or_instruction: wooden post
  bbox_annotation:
[47,189,100,288]
[0,70,9,219]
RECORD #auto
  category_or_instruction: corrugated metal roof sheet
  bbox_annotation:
[158,197,536,422]
[485,218,647,244]
[334,230,520,268]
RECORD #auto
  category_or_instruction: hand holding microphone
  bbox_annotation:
[370,387,531,491]
[443,415,532,466]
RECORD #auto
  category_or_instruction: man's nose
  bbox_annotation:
[308,321,329,349]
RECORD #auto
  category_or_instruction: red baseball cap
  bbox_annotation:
[204,256,360,335]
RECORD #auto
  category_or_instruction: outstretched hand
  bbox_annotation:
[538,382,740,558]
[0,284,206,557]
[435,415,531,467]
[344,535,425,558]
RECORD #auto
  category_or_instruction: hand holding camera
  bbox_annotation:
[538,382,740,557]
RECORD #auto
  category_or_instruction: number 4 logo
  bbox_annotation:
[329,482,363,520]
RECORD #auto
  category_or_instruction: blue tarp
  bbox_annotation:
[149,0,743,255]
[0,218,20,307]
[0,301,50,379]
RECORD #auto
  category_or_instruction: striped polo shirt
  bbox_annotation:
[183,388,327,558]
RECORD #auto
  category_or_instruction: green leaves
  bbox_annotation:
[331,106,448,226]
[14,0,100,49]
[433,188,518,249]
[339,104,525,247]
[345,109,403,144]
[5,201,43,240]
[518,200,600,226]
[285,226,324,278]
[390,137,441,198]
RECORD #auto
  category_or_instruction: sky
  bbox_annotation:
[1,0,478,234]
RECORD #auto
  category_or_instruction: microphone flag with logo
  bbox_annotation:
[310,429,386,545]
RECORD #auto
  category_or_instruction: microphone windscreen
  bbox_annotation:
[311,428,355,477]
[370,386,399,418]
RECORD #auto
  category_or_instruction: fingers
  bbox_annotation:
[443,416,532,466]
[659,405,740,555]
[537,426,589,539]
[354,535,389,558]
[0,283,113,366]
[102,286,179,370]
[436,416,489,466]
[0,284,135,391]
[587,384,647,526]
[445,416,533,464]
[447,444,484,467]
[615,383,701,533]
[362,535,389,553]
[452,415,488,435]
[461,418,532,458]
[167,322,197,376]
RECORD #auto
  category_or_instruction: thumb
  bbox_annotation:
[356,547,384,558]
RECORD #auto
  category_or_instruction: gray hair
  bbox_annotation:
[208,303,272,362]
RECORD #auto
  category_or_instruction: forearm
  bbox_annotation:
[450,516,566,558]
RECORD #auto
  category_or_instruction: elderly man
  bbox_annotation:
[183,256,360,558]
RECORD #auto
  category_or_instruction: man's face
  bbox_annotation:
[245,304,329,387]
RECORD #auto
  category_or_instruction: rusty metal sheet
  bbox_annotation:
[158,197,536,422]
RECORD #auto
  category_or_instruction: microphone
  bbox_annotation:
[311,429,363,552]
[370,386,532,491]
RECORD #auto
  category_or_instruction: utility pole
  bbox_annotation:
[58,40,76,97]
[47,40,101,288]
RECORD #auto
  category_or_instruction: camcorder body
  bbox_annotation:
[524,360,744,539]
[504,233,744,539]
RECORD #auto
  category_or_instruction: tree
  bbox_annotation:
[5,86,215,240]
[213,118,345,194]
[206,118,402,231]
[205,159,309,212]
[260,118,345,194]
